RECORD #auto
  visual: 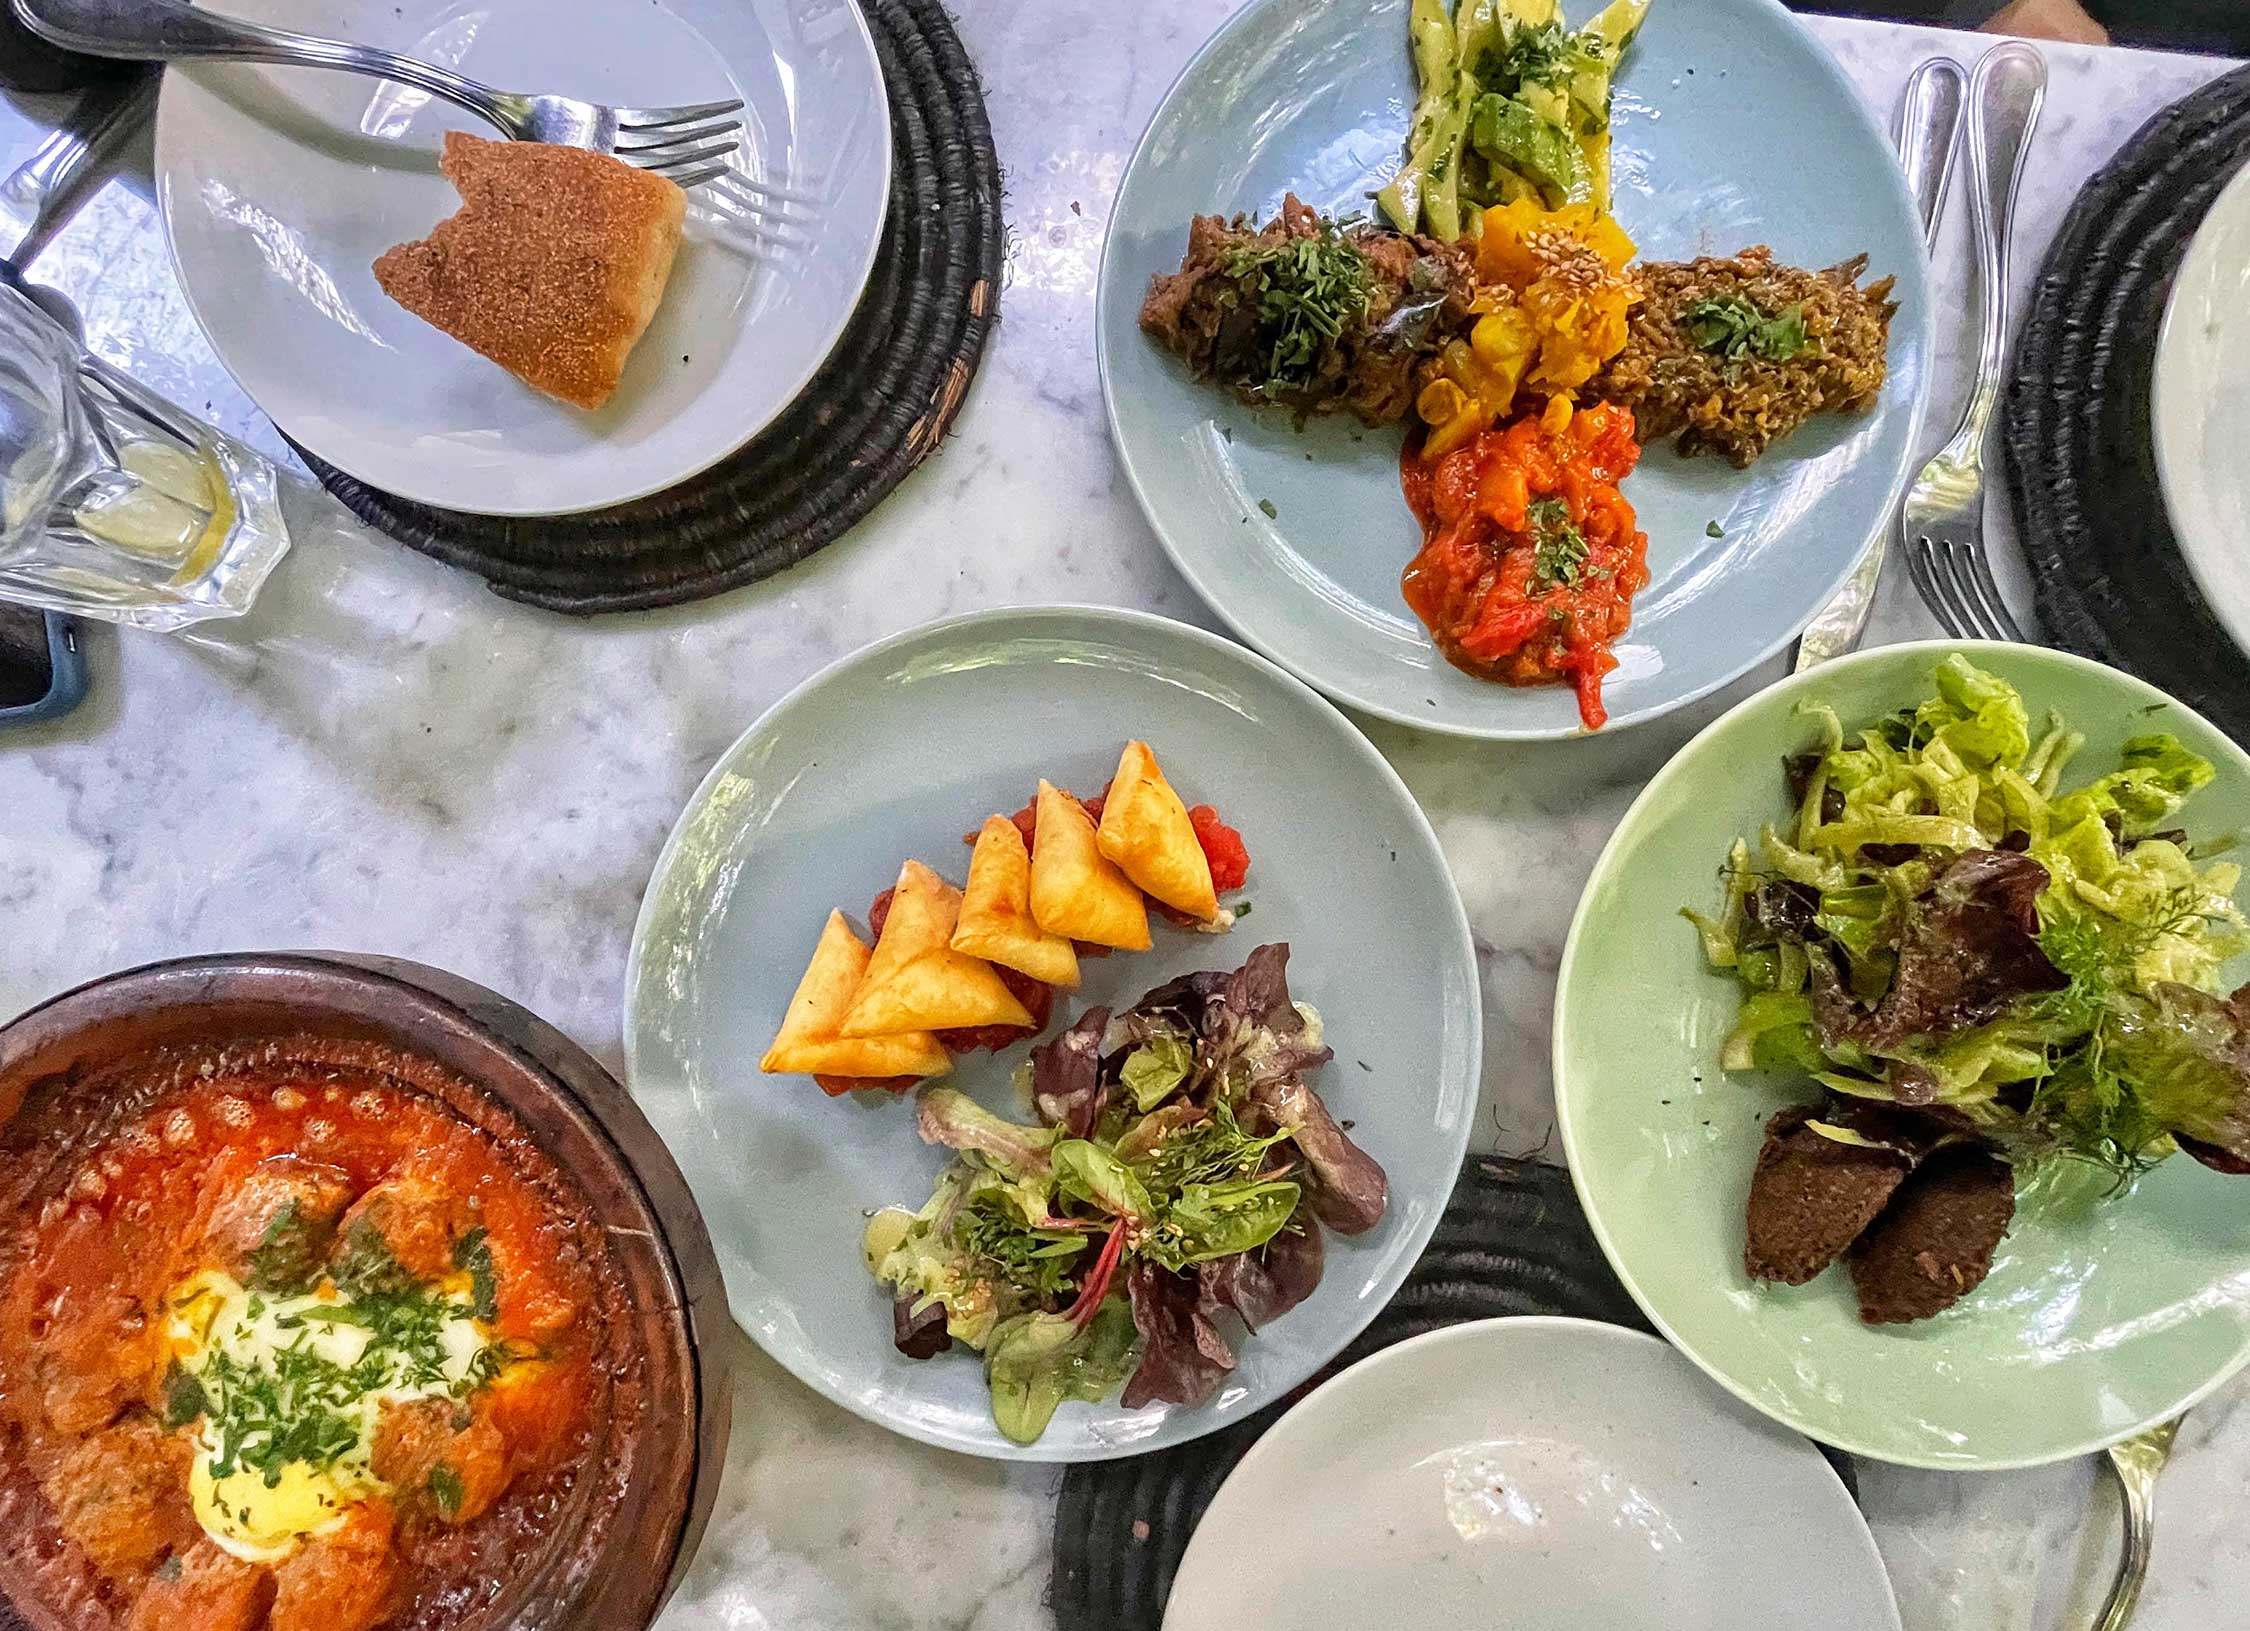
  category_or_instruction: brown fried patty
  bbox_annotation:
[1848,1145,2016,1325]
[1743,1104,1915,1286]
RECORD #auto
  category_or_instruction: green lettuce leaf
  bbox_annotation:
[1052,1140,1156,1224]
[1120,1034,1195,1112]
[2046,734,2215,838]
[1161,1178,1300,1266]
[986,1298,1140,1445]
[1924,654,2032,768]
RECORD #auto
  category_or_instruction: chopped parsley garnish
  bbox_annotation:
[453,1227,501,1323]
[1681,293,1808,363]
[330,1220,415,1298]
[244,1199,317,1292]
[200,1341,378,1486]
[188,1271,500,1492]
[1478,20,1572,95]
[1222,221,1374,400]
[1706,520,1726,538]
[428,1464,465,1517]
[163,1363,209,1429]
[1257,497,1279,520]
[1527,497,1590,590]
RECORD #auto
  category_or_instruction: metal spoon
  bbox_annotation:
[1791,54,1965,668]
[2095,1416,2183,1630]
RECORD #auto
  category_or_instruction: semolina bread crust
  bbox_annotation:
[374,131,686,410]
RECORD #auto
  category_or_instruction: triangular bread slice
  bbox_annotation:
[761,911,950,1079]
[841,861,1036,1037]
[952,816,1081,987]
[1029,781,1152,950]
[1095,741,1219,921]
[373,131,685,410]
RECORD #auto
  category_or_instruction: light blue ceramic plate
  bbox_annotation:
[623,607,1482,1461]
[1098,0,1933,739]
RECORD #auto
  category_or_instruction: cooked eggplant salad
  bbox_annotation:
[863,944,1386,1443]
[1688,657,2250,1324]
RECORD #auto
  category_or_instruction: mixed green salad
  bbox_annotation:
[862,944,1386,1444]
[1380,0,1652,238]
[1688,656,2250,1184]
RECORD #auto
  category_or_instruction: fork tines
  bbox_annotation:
[1906,530,2028,642]
[614,99,746,189]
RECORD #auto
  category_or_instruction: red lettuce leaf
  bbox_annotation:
[1195,1207,1325,1330]
[1223,942,1304,1035]
[1120,1261,1236,1408]
[892,1295,951,1359]
[1029,1006,1109,1136]
[1251,1074,1386,1235]
[1812,849,2066,1051]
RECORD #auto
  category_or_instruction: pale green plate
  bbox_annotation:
[1556,641,2250,1470]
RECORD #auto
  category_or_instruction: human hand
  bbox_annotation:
[1981,0,2110,45]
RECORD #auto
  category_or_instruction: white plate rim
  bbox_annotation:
[1163,1314,1901,1631]
[2153,156,2250,657]
[619,602,1485,1460]
[151,0,892,517]
[1094,0,1936,742]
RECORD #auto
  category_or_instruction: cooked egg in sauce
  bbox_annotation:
[165,1268,495,1562]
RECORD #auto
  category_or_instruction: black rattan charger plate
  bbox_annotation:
[2005,63,2250,746]
[1050,1157,1859,1631]
[299,0,1002,614]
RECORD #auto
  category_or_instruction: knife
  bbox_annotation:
[0,67,158,273]
[1791,55,1966,670]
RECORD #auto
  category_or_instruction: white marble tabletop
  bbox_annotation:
[2,8,2245,1628]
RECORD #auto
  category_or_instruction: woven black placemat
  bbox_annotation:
[1050,1156,1858,1631]
[301,0,1003,614]
[2004,64,2250,746]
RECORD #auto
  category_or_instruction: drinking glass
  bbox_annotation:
[0,279,291,631]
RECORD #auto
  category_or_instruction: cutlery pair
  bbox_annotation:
[14,0,803,212]
[1795,40,2043,665]
[1793,42,2187,1631]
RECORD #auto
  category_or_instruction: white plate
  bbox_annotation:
[1166,1318,1901,1631]
[154,0,890,515]
[2154,158,2250,657]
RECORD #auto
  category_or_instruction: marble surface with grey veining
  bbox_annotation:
[2,8,2246,1628]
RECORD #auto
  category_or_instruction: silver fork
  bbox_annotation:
[1901,39,2046,641]
[15,0,746,190]
[2093,1418,2183,1631]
